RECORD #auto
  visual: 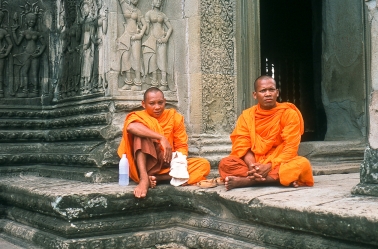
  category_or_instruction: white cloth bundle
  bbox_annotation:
[169,152,189,186]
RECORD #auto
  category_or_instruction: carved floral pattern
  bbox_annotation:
[200,0,236,134]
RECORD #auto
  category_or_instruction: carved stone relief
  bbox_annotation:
[116,0,174,92]
[0,0,49,99]
[117,0,146,91]
[11,2,47,98]
[53,0,108,102]
[0,0,178,102]
[201,0,236,134]
[0,2,12,98]
[0,0,55,100]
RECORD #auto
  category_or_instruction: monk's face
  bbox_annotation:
[253,78,279,110]
[142,91,166,118]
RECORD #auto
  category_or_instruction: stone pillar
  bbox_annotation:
[352,1,378,196]
[322,0,366,141]
[186,0,241,165]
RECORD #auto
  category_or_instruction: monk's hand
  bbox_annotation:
[247,163,258,179]
[252,163,272,181]
[160,137,172,163]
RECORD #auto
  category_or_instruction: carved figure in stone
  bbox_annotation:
[95,0,108,92]
[117,0,146,91]
[67,15,82,96]
[364,0,378,8]
[143,0,172,91]
[11,5,46,98]
[0,9,12,98]
[53,10,69,101]
[78,1,96,95]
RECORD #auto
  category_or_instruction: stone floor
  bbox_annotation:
[0,238,24,249]
[1,170,377,248]
[0,234,41,249]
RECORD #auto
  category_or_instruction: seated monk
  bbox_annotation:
[118,87,210,198]
[218,75,314,190]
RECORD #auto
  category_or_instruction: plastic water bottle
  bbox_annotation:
[119,154,129,186]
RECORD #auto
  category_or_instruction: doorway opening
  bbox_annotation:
[260,0,326,141]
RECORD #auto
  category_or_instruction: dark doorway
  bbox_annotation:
[260,0,326,141]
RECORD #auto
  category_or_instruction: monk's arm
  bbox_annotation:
[127,122,172,162]
[276,110,302,162]
[243,150,256,171]
[172,114,189,155]
[230,114,253,158]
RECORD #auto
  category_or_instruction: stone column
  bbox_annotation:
[322,0,366,141]
[352,1,378,196]
[185,0,240,165]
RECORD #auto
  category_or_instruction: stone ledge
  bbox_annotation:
[0,174,377,248]
[0,166,118,183]
[0,162,360,185]
[0,220,264,249]
[0,213,373,249]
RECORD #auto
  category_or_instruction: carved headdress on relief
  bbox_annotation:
[15,1,44,31]
[0,0,9,29]
[151,0,166,10]
[79,0,101,23]
[80,0,92,12]
[96,0,108,35]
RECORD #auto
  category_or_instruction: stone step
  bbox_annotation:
[0,101,110,119]
[0,101,119,168]
[0,159,360,186]
[0,113,109,130]
[0,166,118,183]
[0,127,106,142]
[208,162,360,179]
[299,140,365,163]
[0,173,377,248]
[0,219,267,249]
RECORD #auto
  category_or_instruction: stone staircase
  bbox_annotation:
[0,99,370,248]
[0,172,377,249]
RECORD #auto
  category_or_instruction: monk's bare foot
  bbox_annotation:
[290,181,299,188]
[149,176,157,188]
[134,178,149,198]
[225,176,256,191]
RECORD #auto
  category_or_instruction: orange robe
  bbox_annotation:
[118,109,210,184]
[219,102,314,187]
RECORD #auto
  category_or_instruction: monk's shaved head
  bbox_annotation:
[254,75,276,91]
[143,87,164,101]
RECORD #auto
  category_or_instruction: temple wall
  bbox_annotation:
[0,0,236,171]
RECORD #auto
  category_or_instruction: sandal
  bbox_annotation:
[197,179,217,188]
[215,177,224,185]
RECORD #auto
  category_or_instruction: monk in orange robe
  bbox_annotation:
[218,75,314,190]
[118,87,210,198]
